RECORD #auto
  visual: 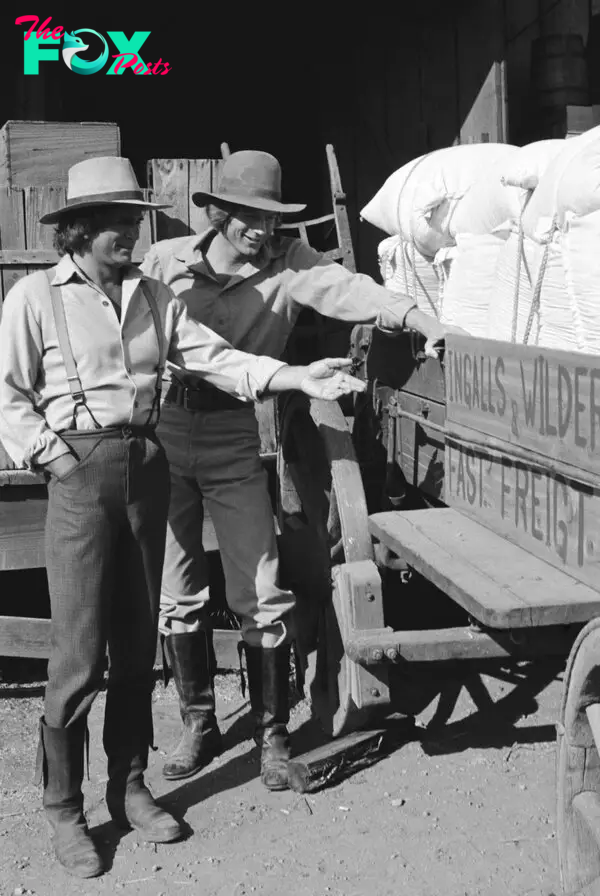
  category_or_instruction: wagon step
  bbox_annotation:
[369,509,600,630]
[345,622,580,666]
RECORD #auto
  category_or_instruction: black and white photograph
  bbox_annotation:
[1,2,600,894]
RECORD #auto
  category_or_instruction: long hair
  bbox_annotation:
[204,201,281,234]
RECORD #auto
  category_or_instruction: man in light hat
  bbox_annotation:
[141,150,463,792]
[0,155,366,879]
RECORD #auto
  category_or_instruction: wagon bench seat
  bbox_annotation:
[369,508,600,629]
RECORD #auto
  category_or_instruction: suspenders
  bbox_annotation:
[44,269,166,430]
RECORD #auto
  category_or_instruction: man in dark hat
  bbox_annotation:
[141,150,462,793]
[0,155,366,879]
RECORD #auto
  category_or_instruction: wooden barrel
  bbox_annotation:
[531,34,589,109]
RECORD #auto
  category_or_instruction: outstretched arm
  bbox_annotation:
[283,242,469,358]
[168,294,365,402]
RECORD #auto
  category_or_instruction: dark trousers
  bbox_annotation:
[43,426,170,734]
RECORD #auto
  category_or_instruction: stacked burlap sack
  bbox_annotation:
[361,130,600,351]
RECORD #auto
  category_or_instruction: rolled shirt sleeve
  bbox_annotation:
[0,284,71,469]
[167,296,287,401]
[282,241,417,328]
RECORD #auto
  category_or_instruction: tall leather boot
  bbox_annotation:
[162,630,223,780]
[36,716,104,879]
[103,684,181,843]
[244,643,291,791]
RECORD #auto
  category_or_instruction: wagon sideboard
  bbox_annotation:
[445,335,600,593]
[362,328,600,599]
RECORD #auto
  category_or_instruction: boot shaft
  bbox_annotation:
[244,643,291,728]
[36,717,88,819]
[165,630,217,720]
[103,681,154,788]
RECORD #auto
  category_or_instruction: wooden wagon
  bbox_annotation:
[276,325,600,894]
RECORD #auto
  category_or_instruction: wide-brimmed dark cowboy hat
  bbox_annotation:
[192,150,306,214]
[40,156,171,224]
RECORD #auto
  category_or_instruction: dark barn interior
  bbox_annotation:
[4,1,595,278]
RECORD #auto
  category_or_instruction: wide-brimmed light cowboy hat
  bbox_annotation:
[40,156,171,224]
[192,150,306,215]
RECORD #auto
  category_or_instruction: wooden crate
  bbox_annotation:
[0,120,121,187]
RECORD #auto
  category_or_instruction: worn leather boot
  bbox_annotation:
[244,643,291,791]
[163,630,223,780]
[37,717,104,879]
[104,686,181,843]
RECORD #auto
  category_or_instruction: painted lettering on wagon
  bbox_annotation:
[445,344,600,463]
[443,337,600,587]
[445,444,588,570]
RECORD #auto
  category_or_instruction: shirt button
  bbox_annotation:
[102,300,110,307]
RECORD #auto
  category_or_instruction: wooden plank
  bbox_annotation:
[188,159,212,234]
[395,393,445,498]
[445,442,600,592]
[0,616,242,669]
[444,335,600,588]
[137,188,153,258]
[211,159,226,193]
[287,728,386,793]
[369,508,600,628]
[147,159,191,240]
[0,121,121,187]
[0,248,152,265]
[445,336,600,478]
[0,616,50,657]
[0,488,47,570]
[0,471,44,486]
[24,184,67,267]
[0,186,27,302]
[345,623,577,665]
[0,487,269,570]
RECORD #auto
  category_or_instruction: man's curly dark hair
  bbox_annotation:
[53,207,140,256]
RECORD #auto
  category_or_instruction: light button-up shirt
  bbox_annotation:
[0,255,286,469]
[140,230,415,385]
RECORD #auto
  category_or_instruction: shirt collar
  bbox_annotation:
[174,228,287,278]
[50,253,150,287]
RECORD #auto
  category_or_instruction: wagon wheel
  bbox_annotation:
[277,394,383,737]
[557,617,600,895]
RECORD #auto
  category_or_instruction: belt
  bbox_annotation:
[164,383,248,412]
[59,424,156,440]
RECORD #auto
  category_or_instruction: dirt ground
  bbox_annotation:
[0,656,565,896]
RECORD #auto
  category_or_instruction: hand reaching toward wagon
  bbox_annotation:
[264,358,367,401]
[300,358,367,400]
[424,322,471,359]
